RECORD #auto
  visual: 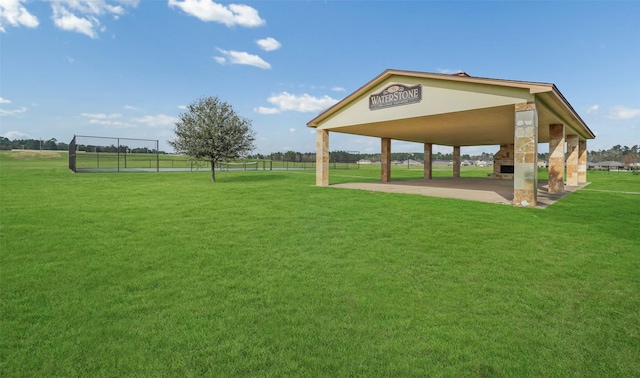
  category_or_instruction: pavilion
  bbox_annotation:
[307,69,595,206]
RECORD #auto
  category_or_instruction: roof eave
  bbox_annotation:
[307,69,395,127]
[547,85,596,139]
[307,69,556,127]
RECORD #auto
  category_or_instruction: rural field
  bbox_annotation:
[1,150,639,376]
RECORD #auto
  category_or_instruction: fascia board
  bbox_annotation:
[536,90,594,140]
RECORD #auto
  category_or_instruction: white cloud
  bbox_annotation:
[2,0,138,36]
[0,97,11,104]
[124,105,138,110]
[49,0,137,38]
[289,128,296,133]
[168,0,265,27]
[2,130,31,139]
[117,0,140,6]
[436,68,463,74]
[254,106,280,114]
[54,0,126,16]
[81,112,122,119]
[82,112,132,127]
[256,37,280,51]
[0,0,39,32]
[215,48,270,69]
[131,114,178,127]
[89,119,135,128]
[587,104,599,114]
[607,106,640,120]
[0,106,27,116]
[331,87,346,92]
[51,5,99,39]
[309,129,315,134]
[178,105,187,110]
[264,92,339,113]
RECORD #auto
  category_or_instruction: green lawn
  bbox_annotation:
[1,150,639,376]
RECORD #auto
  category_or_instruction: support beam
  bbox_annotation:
[548,123,565,193]
[453,146,460,178]
[566,135,579,186]
[424,143,433,180]
[381,138,391,183]
[578,140,587,184]
[514,103,538,206]
[315,129,329,186]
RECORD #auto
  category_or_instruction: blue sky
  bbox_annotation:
[1,0,639,155]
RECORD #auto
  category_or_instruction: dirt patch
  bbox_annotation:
[9,150,62,159]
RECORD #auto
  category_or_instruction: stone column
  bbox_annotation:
[424,143,433,180]
[316,129,329,186]
[548,123,565,193]
[578,140,587,184]
[514,103,538,206]
[453,146,461,178]
[566,135,579,186]
[381,138,391,183]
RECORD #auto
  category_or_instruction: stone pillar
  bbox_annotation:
[514,103,538,206]
[566,135,579,186]
[548,123,565,193]
[424,143,433,180]
[316,129,329,186]
[381,138,391,183]
[453,146,460,178]
[578,140,587,184]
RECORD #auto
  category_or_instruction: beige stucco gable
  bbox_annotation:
[317,75,535,131]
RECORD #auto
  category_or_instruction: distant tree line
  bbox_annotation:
[250,146,639,165]
[0,137,167,154]
[251,151,317,162]
[76,144,166,154]
[589,145,639,165]
[0,137,69,151]
[249,151,503,163]
[3,137,638,165]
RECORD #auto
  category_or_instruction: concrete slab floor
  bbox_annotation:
[331,178,590,208]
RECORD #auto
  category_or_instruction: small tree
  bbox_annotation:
[169,96,255,182]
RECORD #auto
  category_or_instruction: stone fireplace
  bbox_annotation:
[488,144,514,179]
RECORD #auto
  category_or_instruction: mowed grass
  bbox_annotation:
[1,150,639,376]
